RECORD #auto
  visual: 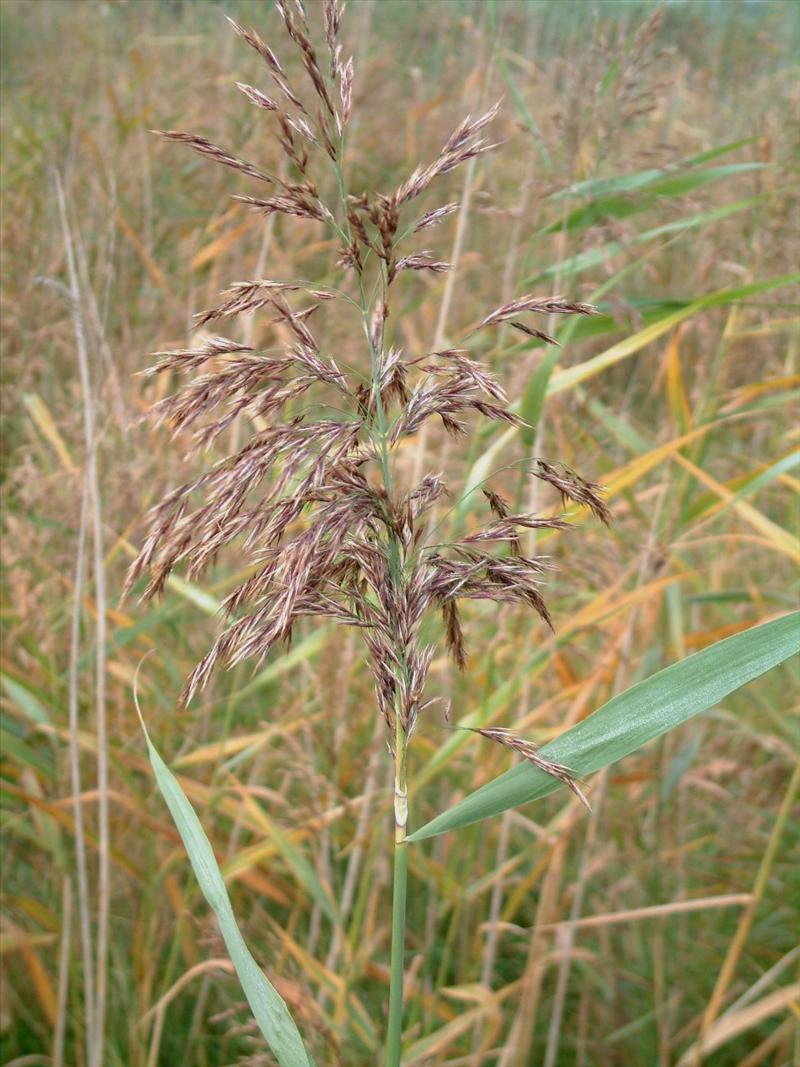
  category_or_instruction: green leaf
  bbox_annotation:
[550,167,671,202]
[547,138,757,202]
[541,164,765,235]
[407,612,800,843]
[1,674,52,726]
[166,574,223,616]
[0,726,53,777]
[528,195,767,283]
[547,273,800,396]
[518,344,561,446]
[135,704,314,1067]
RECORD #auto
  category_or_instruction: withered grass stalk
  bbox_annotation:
[124,3,609,1061]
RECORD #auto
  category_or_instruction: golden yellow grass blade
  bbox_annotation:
[727,317,800,339]
[2,781,140,880]
[664,327,692,431]
[401,983,516,1063]
[229,777,342,925]
[695,761,800,1055]
[562,573,688,634]
[682,620,759,648]
[115,208,168,292]
[529,893,753,934]
[190,218,254,271]
[13,938,58,1026]
[221,791,377,883]
[548,274,800,396]
[721,372,800,411]
[139,958,233,1026]
[603,423,719,498]
[675,983,800,1067]
[266,915,378,1049]
[174,713,320,768]
[1,930,58,954]
[673,453,800,562]
[22,394,77,474]
[736,1019,796,1067]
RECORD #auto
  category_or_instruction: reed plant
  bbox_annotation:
[124,3,606,1058]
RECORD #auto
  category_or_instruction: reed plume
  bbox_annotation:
[125,0,608,782]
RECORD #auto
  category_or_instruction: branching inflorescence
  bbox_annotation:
[123,0,609,804]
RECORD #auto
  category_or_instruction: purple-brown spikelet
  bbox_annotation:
[156,130,275,185]
[125,2,609,792]
[464,727,591,810]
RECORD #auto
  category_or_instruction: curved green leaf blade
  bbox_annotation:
[136,707,315,1067]
[547,138,757,202]
[407,612,800,843]
[541,163,765,235]
[528,194,767,283]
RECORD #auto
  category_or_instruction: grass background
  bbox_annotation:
[1,0,798,1064]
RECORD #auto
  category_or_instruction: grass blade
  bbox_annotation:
[407,612,800,842]
[528,195,768,283]
[541,163,765,235]
[548,273,800,396]
[547,138,758,201]
[134,697,315,1067]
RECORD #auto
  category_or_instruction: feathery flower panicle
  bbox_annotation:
[126,2,608,797]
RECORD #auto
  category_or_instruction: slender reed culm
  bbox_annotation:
[123,3,610,1062]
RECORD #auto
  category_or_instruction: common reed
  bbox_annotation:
[123,2,609,1061]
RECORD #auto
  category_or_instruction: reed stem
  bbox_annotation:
[386,716,409,1067]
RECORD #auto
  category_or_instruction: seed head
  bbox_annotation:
[126,4,611,769]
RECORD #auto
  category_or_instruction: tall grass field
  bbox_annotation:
[1,2,798,1065]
